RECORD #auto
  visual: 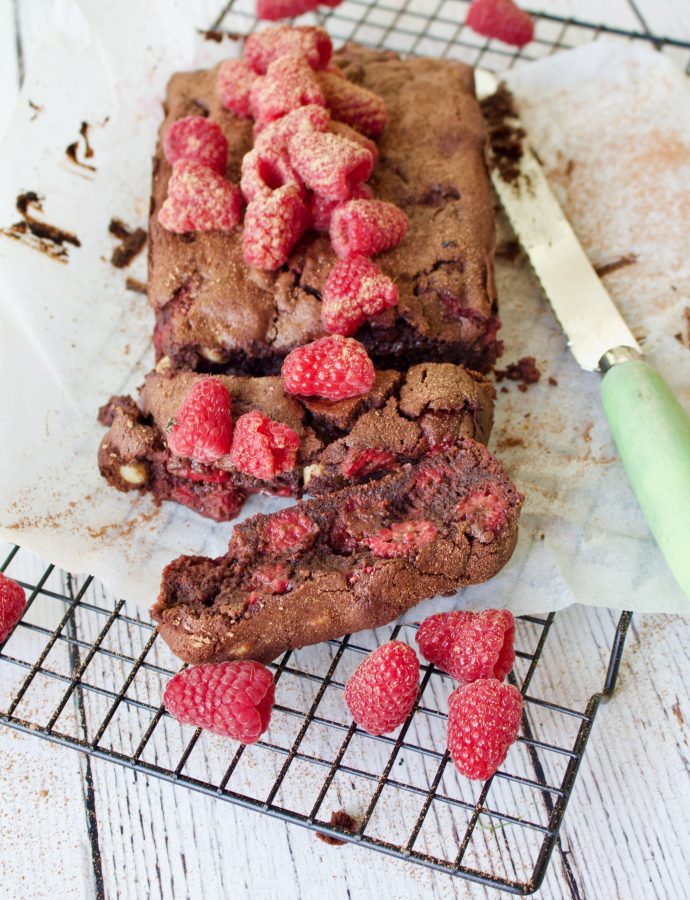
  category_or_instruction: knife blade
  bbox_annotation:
[475,69,690,601]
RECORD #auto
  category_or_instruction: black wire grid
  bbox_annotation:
[2,0,687,894]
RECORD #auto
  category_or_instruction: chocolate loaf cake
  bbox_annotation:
[150,44,499,375]
[152,439,522,664]
[98,362,494,520]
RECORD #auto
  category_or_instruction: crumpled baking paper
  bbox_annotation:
[1,0,689,616]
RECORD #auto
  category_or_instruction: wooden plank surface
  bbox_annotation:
[2,2,690,899]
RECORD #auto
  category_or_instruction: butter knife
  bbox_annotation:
[475,69,690,600]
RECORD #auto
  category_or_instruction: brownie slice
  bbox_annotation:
[98,363,494,521]
[149,44,498,375]
[152,439,522,665]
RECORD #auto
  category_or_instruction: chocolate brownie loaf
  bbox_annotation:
[98,362,494,520]
[150,44,499,375]
[152,439,522,665]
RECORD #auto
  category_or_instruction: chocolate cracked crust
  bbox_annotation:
[150,44,499,375]
[152,439,522,665]
[98,362,494,520]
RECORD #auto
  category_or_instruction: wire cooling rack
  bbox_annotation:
[2,0,687,893]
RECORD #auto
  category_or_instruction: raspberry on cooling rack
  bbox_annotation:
[244,24,332,74]
[321,255,399,336]
[0,573,26,644]
[329,199,408,258]
[217,59,258,119]
[316,70,388,136]
[167,378,233,464]
[288,130,374,203]
[345,641,420,735]
[163,660,275,744]
[281,334,375,401]
[466,0,534,48]
[242,184,308,270]
[163,116,228,174]
[416,609,515,685]
[447,678,523,780]
[228,410,300,481]
[158,160,242,233]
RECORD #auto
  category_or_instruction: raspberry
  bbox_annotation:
[217,59,258,119]
[416,609,515,685]
[281,334,375,401]
[0,573,26,643]
[167,459,231,483]
[163,661,275,744]
[330,199,408,258]
[345,641,419,735]
[249,55,325,130]
[328,120,379,162]
[316,71,387,136]
[167,378,233,464]
[447,679,523,780]
[364,520,438,558]
[288,131,373,203]
[244,25,332,74]
[261,508,319,554]
[340,448,396,478]
[308,182,372,233]
[256,0,321,20]
[242,184,308,270]
[159,160,242,233]
[168,484,246,522]
[322,255,399,336]
[249,562,291,595]
[456,485,510,542]
[466,0,534,48]
[411,458,453,502]
[240,145,301,203]
[163,116,228,174]
[228,410,300,480]
[254,103,330,146]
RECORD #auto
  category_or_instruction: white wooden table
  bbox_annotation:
[2,2,690,898]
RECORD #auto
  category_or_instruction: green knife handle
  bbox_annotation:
[601,357,690,600]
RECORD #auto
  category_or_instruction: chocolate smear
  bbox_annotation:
[109,219,147,268]
[481,84,525,186]
[0,192,80,262]
[66,121,96,172]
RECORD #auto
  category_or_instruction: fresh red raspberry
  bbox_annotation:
[328,120,379,162]
[466,0,534,47]
[167,459,231,483]
[254,103,330,146]
[364,520,438,558]
[249,562,291,595]
[322,255,399,336]
[308,182,372,233]
[242,184,308,270]
[249,55,325,130]
[447,679,523,780]
[159,160,242,233]
[316,71,387,137]
[256,0,320,20]
[261,508,319,554]
[245,25,332,74]
[288,130,373,203]
[167,378,233,464]
[345,641,419,735]
[416,609,515,685]
[163,661,275,744]
[228,410,300,480]
[281,334,375,401]
[0,573,26,643]
[240,145,302,203]
[217,59,258,118]
[456,486,510,542]
[168,483,246,522]
[340,448,396,478]
[330,199,408,258]
[163,116,228,174]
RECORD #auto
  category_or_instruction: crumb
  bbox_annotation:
[540,533,545,540]
[109,219,147,268]
[316,810,357,846]
[38,789,49,799]
[480,84,525,185]
[518,383,527,392]
[125,276,147,295]
[594,254,637,277]
[500,386,509,394]
[674,308,690,349]
[548,376,558,386]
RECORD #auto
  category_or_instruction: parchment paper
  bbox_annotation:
[1,1,689,616]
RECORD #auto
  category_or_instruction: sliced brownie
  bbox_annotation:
[98,362,494,521]
[149,44,499,375]
[152,439,523,664]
